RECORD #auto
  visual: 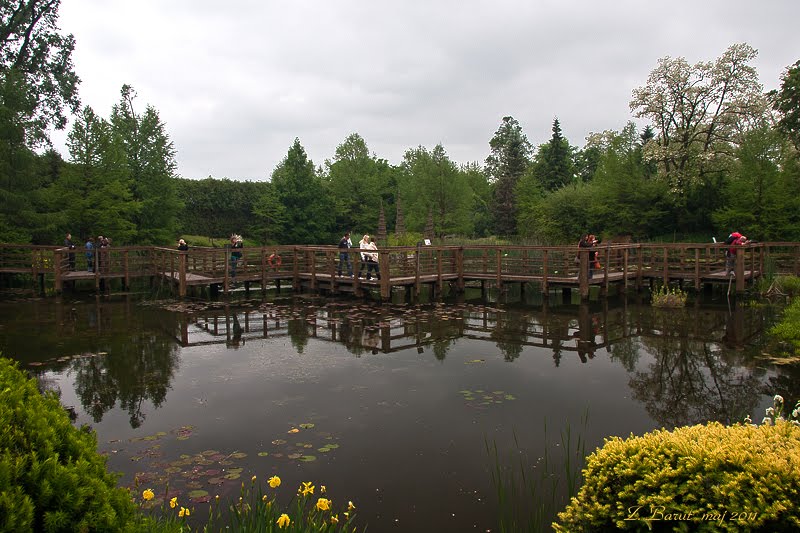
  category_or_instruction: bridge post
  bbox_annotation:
[54,249,63,293]
[735,250,745,293]
[579,251,589,299]
[456,247,464,293]
[379,253,390,300]
[179,253,187,297]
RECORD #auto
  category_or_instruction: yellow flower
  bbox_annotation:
[348,500,356,511]
[316,497,331,511]
[262,495,268,502]
[169,497,178,509]
[251,475,257,483]
[331,514,339,524]
[142,489,154,501]
[178,507,190,518]
[320,485,326,494]
[299,481,315,496]
[288,428,299,433]
[277,513,291,528]
[268,475,281,488]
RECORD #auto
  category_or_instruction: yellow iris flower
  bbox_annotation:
[142,489,154,501]
[331,514,340,524]
[178,507,190,518]
[299,481,315,496]
[277,513,291,528]
[348,500,356,511]
[169,497,178,509]
[268,475,281,488]
[316,498,331,511]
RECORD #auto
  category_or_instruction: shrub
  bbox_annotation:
[553,421,800,532]
[0,357,138,532]
[771,297,800,349]
[651,285,688,308]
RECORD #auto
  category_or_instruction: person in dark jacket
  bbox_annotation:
[230,234,243,278]
[337,231,353,277]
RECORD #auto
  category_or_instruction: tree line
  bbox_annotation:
[2,2,799,247]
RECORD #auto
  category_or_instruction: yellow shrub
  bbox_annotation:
[554,421,800,532]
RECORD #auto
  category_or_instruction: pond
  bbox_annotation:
[1,287,797,532]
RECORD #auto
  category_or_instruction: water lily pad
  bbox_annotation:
[272,439,287,446]
[208,477,226,485]
[258,452,270,457]
[230,452,247,459]
[287,453,302,459]
[188,489,209,500]
[201,450,219,456]
[224,472,241,480]
[299,455,317,462]
[299,423,315,429]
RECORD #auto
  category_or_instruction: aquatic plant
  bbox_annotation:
[650,285,688,307]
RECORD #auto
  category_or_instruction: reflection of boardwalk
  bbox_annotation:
[164,300,760,363]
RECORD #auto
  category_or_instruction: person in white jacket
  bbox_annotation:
[359,235,381,280]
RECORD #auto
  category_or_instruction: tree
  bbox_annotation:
[110,85,180,244]
[398,144,473,237]
[56,106,137,242]
[630,43,766,219]
[271,138,332,244]
[251,182,286,244]
[532,118,575,191]
[770,60,800,151]
[485,116,532,235]
[324,133,390,235]
[0,0,80,146]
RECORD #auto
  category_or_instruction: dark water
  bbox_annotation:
[1,288,797,532]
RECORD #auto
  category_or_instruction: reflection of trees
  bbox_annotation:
[287,318,309,354]
[490,312,528,362]
[628,306,764,427]
[73,331,179,428]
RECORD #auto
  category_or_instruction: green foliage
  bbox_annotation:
[0,0,80,145]
[486,116,532,236]
[387,231,423,247]
[0,357,138,532]
[771,297,800,349]
[398,144,474,237]
[111,85,181,244]
[651,285,688,307]
[271,138,333,244]
[771,60,800,150]
[530,118,575,191]
[554,421,800,532]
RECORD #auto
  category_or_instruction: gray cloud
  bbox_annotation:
[53,0,800,180]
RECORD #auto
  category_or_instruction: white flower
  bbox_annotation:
[774,395,784,404]
[766,407,775,417]
[792,408,799,419]
[762,417,773,426]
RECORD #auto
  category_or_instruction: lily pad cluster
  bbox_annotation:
[102,421,342,507]
[459,389,517,407]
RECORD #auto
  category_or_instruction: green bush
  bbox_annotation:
[771,297,800,349]
[554,421,800,532]
[0,357,138,532]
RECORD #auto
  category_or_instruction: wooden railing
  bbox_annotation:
[3,241,799,299]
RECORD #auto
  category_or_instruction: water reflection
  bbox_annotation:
[0,294,790,432]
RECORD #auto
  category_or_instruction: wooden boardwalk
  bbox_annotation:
[1,242,798,300]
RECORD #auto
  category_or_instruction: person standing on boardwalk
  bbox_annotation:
[337,231,353,277]
[85,237,94,272]
[725,232,747,276]
[64,233,76,271]
[177,239,189,251]
[363,236,381,281]
[358,234,370,278]
[578,234,596,278]
[230,234,243,278]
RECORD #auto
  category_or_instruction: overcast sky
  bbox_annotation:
[51,0,799,181]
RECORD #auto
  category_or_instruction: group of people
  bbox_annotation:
[337,231,381,280]
[63,233,111,272]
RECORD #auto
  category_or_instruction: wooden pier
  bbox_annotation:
[2,241,799,300]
